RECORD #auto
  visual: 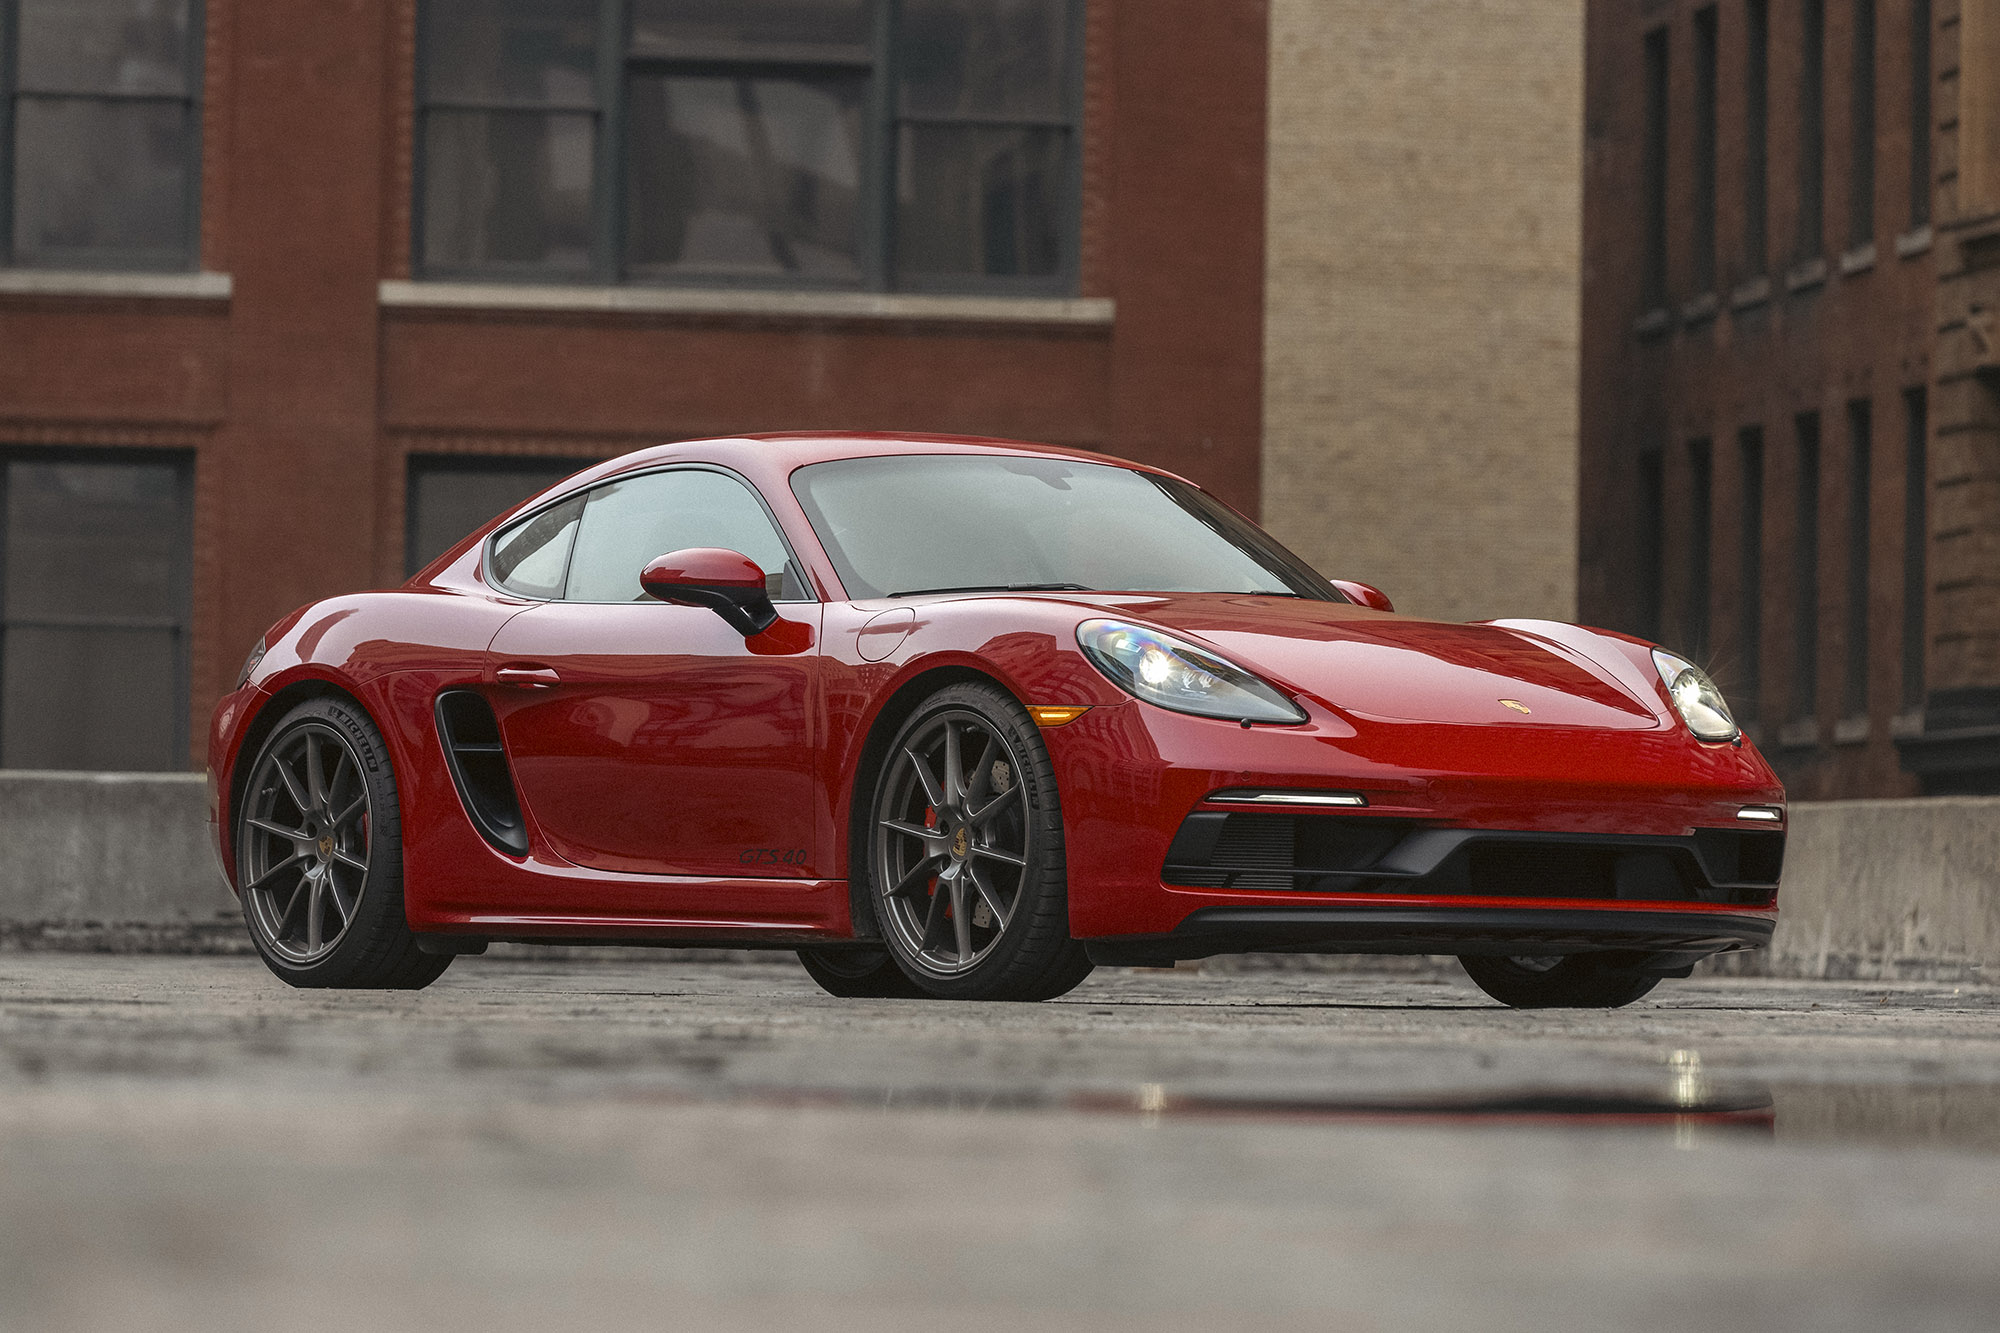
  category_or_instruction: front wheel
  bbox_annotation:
[236,697,450,990]
[795,947,926,998]
[865,683,1093,1002]
[1458,953,1660,1009]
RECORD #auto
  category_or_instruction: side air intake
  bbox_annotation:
[435,690,530,855]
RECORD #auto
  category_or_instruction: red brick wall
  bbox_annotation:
[0,0,1270,768]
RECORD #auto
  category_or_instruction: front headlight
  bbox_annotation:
[1652,649,1738,742]
[1078,620,1306,724]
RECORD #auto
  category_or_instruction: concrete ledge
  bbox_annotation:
[379,279,1116,327]
[0,772,235,930]
[0,776,1996,980]
[1756,798,2000,982]
[0,269,232,300]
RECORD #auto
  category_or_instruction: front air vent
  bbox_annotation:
[435,691,529,855]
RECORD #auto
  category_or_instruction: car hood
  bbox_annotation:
[1060,593,1667,730]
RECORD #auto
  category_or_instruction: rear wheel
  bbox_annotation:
[236,697,450,990]
[865,683,1093,1001]
[1458,953,1660,1009]
[795,946,925,998]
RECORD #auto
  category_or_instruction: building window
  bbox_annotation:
[1745,0,1769,275]
[1637,445,1665,640]
[1692,7,1718,293]
[1843,399,1871,719]
[1797,0,1825,261]
[1,0,203,270]
[1902,386,1927,711]
[415,0,1084,293]
[1641,26,1669,310]
[0,452,193,770]
[407,455,595,576]
[1848,0,1875,249]
[1910,0,1931,229]
[1685,437,1713,660]
[1738,426,1765,723]
[1792,412,1821,724]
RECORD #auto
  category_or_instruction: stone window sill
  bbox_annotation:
[1832,715,1871,745]
[377,280,1116,327]
[1896,226,1934,258]
[1785,257,1828,292]
[1680,291,1720,325]
[0,269,231,300]
[1730,276,1772,310]
[1840,242,1877,275]
[1632,307,1671,338]
[1890,708,1925,739]
[1777,718,1822,748]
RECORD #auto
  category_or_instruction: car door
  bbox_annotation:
[485,467,821,880]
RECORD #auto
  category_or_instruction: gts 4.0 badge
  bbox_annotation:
[740,848,808,868]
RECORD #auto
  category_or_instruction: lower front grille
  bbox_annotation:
[1162,812,1782,906]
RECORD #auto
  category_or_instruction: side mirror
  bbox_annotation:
[640,548,778,636]
[1332,579,1394,614]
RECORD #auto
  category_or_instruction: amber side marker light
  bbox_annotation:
[1028,705,1092,727]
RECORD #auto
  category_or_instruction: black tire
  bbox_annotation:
[1458,953,1661,1009]
[796,946,927,998]
[236,696,451,990]
[863,682,1093,1002]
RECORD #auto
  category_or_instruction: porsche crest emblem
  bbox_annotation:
[1499,699,1532,715]
[952,827,969,859]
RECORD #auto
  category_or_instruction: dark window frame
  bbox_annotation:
[1910,0,1931,229]
[1901,386,1927,711]
[1692,7,1718,294]
[0,445,196,770]
[1641,25,1670,310]
[1843,398,1872,719]
[412,0,1087,295]
[1792,412,1822,723]
[1738,426,1765,723]
[1745,0,1769,275]
[1685,436,1713,660]
[1797,0,1825,262]
[0,0,206,271]
[1849,0,1876,249]
[1637,445,1666,641]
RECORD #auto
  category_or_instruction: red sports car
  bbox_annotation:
[208,433,1784,1008]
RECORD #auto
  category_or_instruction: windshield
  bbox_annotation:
[790,454,1342,601]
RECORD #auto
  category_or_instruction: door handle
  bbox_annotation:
[496,665,562,689]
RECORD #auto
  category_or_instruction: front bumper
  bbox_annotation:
[1044,699,1787,939]
[1083,904,1776,967]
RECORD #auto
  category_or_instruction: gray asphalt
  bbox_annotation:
[3,952,1999,1332]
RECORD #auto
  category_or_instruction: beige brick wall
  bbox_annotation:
[1262,0,1583,625]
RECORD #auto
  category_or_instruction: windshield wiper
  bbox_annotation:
[887,582,1093,598]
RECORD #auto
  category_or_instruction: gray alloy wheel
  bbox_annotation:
[237,697,450,989]
[868,683,1093,1001]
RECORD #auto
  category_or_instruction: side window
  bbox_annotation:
[563,470,807,604]
[488,493,584,598]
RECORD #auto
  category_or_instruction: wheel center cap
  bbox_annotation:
[317,835,334,860]
[951,826,969,860]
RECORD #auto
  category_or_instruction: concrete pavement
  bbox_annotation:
[3,953,1999,1331]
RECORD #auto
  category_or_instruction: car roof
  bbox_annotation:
[589,432,1176,481]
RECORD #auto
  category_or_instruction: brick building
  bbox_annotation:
[1580,0,2000,797]
[2,0,1585,775]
